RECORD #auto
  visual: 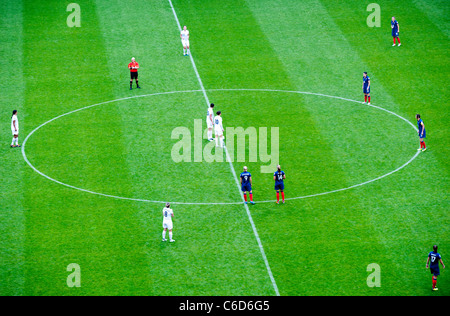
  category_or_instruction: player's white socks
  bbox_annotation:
[162,231,166,240]
[220,136,224,147]
[187,49,190,55]
[169,232,173,241]
[183,49,186,55]
[215,136,219,147]
[11,137,15,146]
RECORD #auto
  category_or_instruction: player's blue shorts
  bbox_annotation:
[430,266,440,276]
[364,86,370,94]
[419,130,426,138]
[392,31,399,37]
[274,183,284,191]
[241,183,252,192]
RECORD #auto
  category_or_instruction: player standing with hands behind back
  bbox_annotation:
[162,202,175,243]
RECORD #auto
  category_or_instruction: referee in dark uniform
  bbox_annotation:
[128,57,140,90]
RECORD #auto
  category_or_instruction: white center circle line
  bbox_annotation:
[21,89,420,205]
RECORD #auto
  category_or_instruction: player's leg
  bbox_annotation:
[169,229,174,242]
[162,227,167,241]
[367,93,371,105]
[130,78,133,90]
[392,37,396,46]
[248,190,254,204]
[364,93,367,104]
[186,42,190,56]
[215,132,219,147]
[219,133,224,147]
[276,189,280,204]
[397,36,401,46]
[135,73,140,88]
[243,190,248,203]
[208,127,213,141]
[11,133,15,147]
[281,190,285,203]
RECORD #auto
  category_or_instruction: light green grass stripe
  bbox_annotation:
[0,0,25,296]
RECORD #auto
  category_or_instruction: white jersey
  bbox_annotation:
[207,107,214,127]
[214,115,223,131]
[162,207,173,222]
[181,29,189,40]
[11,114,18,132]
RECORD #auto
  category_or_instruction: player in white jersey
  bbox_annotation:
[180,25,190,56]
[162,202,175,242]
[206,103,215,141]
[10,110,20,148]
[214,111,224,148]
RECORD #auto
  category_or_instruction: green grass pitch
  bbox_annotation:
[0,0,448,296]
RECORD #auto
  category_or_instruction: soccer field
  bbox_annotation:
[1,0,449,296]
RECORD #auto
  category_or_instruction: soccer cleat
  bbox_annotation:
[169,239,175,243]
[392,43,396,46]
[130,87,132,90]
[162,238,167,242]
[432,287,438,291]
[418,148,422,151]
[276,201,279,204]
[398,43,401,47]
[250,201,255,205]
[362,102,366,104]
[137,86,141,89]
[422,148,427,152]
[368,102,371,105]
[282,200,285,204]
[208,138,214,142]
[244,201,248,204]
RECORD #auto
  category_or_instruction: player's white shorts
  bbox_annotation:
[214,128,223,136]
[181,39,190,47]
[206,118,213,128]
[163,220,173,230]
[11,129,18,136]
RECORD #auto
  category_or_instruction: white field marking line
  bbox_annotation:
[21,89,421,204]
[21,88,420,206]
[168,0,280,296]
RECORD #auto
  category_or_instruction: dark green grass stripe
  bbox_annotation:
[243,0,423,295]
[0,0,26,296]
[21,0,148,295]
[317,0,449,295]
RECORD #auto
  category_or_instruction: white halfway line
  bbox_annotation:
[168,0,281,296]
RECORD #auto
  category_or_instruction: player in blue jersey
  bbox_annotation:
[426,245,445,291]
[274,165,286,204]
[416,114,426,151]
[362,72,371,105]
[240,166,255,205]
[391,17,401,47]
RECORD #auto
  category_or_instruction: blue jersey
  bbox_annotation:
[429,251,441,269]
[391,20,399,32]
[240,172,251,185]
[274,171,285,184]
[363,76,370,88]
[417,119,425,133]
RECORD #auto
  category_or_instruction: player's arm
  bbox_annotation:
[283,174,286,180]
[249,176,252,185]
[273,175,276,181]
[397,22,399,33]
[240,176,242,185]
[13,120,17,131]
[426,256,430,268]
[420,122,424,136]
[440,258,445,269]
[135,63,139,69]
